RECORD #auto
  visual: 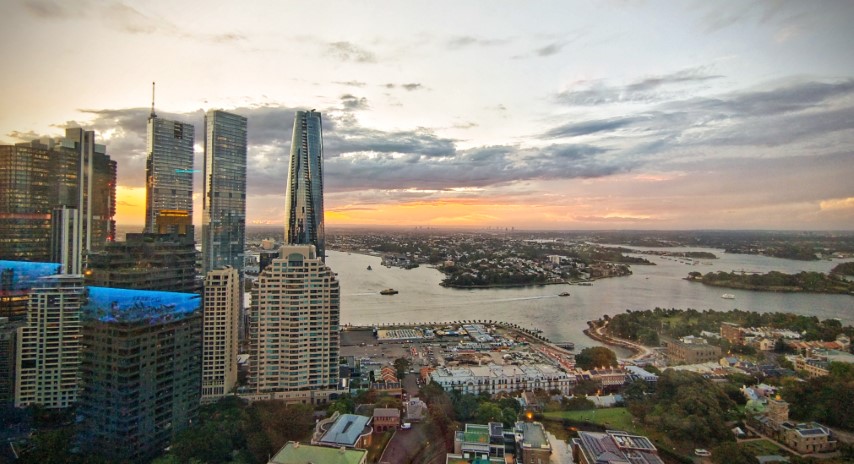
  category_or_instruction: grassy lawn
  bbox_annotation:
[738,439,786,457]
[367,430,394,463]
[542,407,639,433]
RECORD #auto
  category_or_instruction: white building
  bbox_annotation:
[248,245,340,404]
[15,275,83,409]
[201,267,240,402]
[430,363,574,396]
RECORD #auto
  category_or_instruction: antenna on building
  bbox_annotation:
[150,81,157,119]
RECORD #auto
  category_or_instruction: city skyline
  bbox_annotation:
[1,1,853,230]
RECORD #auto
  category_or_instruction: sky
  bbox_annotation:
[1,0,853,230]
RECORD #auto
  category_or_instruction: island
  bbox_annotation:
[685,270,854,295]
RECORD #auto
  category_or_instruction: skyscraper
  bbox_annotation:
[78,287,201,462]
[15,274,83,409]
[202,110,247,275]
[284,110,325,260]
[144,94,195,234]
[201,267,239,402]
[0,130,116,272]
[249,244,339,404]
[85,233,199,293]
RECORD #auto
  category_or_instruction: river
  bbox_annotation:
[325,248,853,351]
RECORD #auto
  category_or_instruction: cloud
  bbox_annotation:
[543,116,651,138]
[21,0,244,43]
[557,67,724,106]
[535,42,565,57]
[340,94,368,110]
[325,41,377,63]
[22,0,75,19]
[335,80,367,87]
[402,83,423,91]
[446,35,507,49]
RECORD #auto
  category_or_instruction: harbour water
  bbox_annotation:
[326,248,853,350]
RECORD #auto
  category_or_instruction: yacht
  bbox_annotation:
[380,288,399,295]
[559,292,571,297]
[721,293,735,300]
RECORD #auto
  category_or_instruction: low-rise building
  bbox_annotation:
[514,421,551,464]
[431,363,574,396]
[572,430,663,464]
[453,423,507,461]
[576,367,627,390]
[405,397,428,422]
[662,336,721,364]
[268,441,367,464]
[749,397,837,455]
[720,322,744,344]
[792,356,829,378]
[373,408,400,432]
[312,413,373,449]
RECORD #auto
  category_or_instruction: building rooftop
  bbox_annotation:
[269,441,366,464]
[515,421,550,450]
[0,261,61,291]
[318,414,372,448]
[574,431,663,464]
[373,408,400,418]
[81,286,201,324]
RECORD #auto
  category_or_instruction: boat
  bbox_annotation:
[367,265,372,270]
[721,293,735,300]
[558,292,570,297]
[380,288,399,295]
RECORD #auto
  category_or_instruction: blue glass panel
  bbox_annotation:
[82,286,200,324]
[0,261,62,291]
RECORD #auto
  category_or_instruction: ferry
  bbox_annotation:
[721,293,736,300]
[558,292,571,297]
[380,288,399,295]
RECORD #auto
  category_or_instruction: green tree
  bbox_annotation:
[393,357,411,379]
[475,403,503,424]
[575,347,618,370]
[711,442,758,464]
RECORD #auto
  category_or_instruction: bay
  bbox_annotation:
[326,248,853,351]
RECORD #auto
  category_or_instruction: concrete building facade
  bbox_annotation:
[202,267,240,402]
[249,244,340,404]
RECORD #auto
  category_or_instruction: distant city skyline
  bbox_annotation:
[1,1,853,230]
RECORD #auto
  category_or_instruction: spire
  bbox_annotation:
[150,81,157,120]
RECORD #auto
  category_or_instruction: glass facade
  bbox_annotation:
[202,110,247,274]
[144,116,195,233]
[284,110,325,260]
[0,131,115,271]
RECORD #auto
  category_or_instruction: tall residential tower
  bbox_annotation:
[144,87,195,234]
[202,110,247,275]
[284,110,325,260]
[249,244,339,404]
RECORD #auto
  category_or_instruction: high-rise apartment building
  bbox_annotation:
[145,106,195,234]
[78,287,202,462]
[249,244,339,404]
[202,110,247,275]
[85,233,199,293]
[0,317,17,405]
[0,129,116,273]
[14,274,83,409]
[201,267,239,402]
[284,110,326,260]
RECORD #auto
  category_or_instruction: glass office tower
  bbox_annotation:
[284,110,325,260]
[202,110,247,274]
[144,110,194,234]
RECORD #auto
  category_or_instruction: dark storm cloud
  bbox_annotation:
[325,41,377,63]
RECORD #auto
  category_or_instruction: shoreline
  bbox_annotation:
[684,278,854,296]
[583,319,654,361]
